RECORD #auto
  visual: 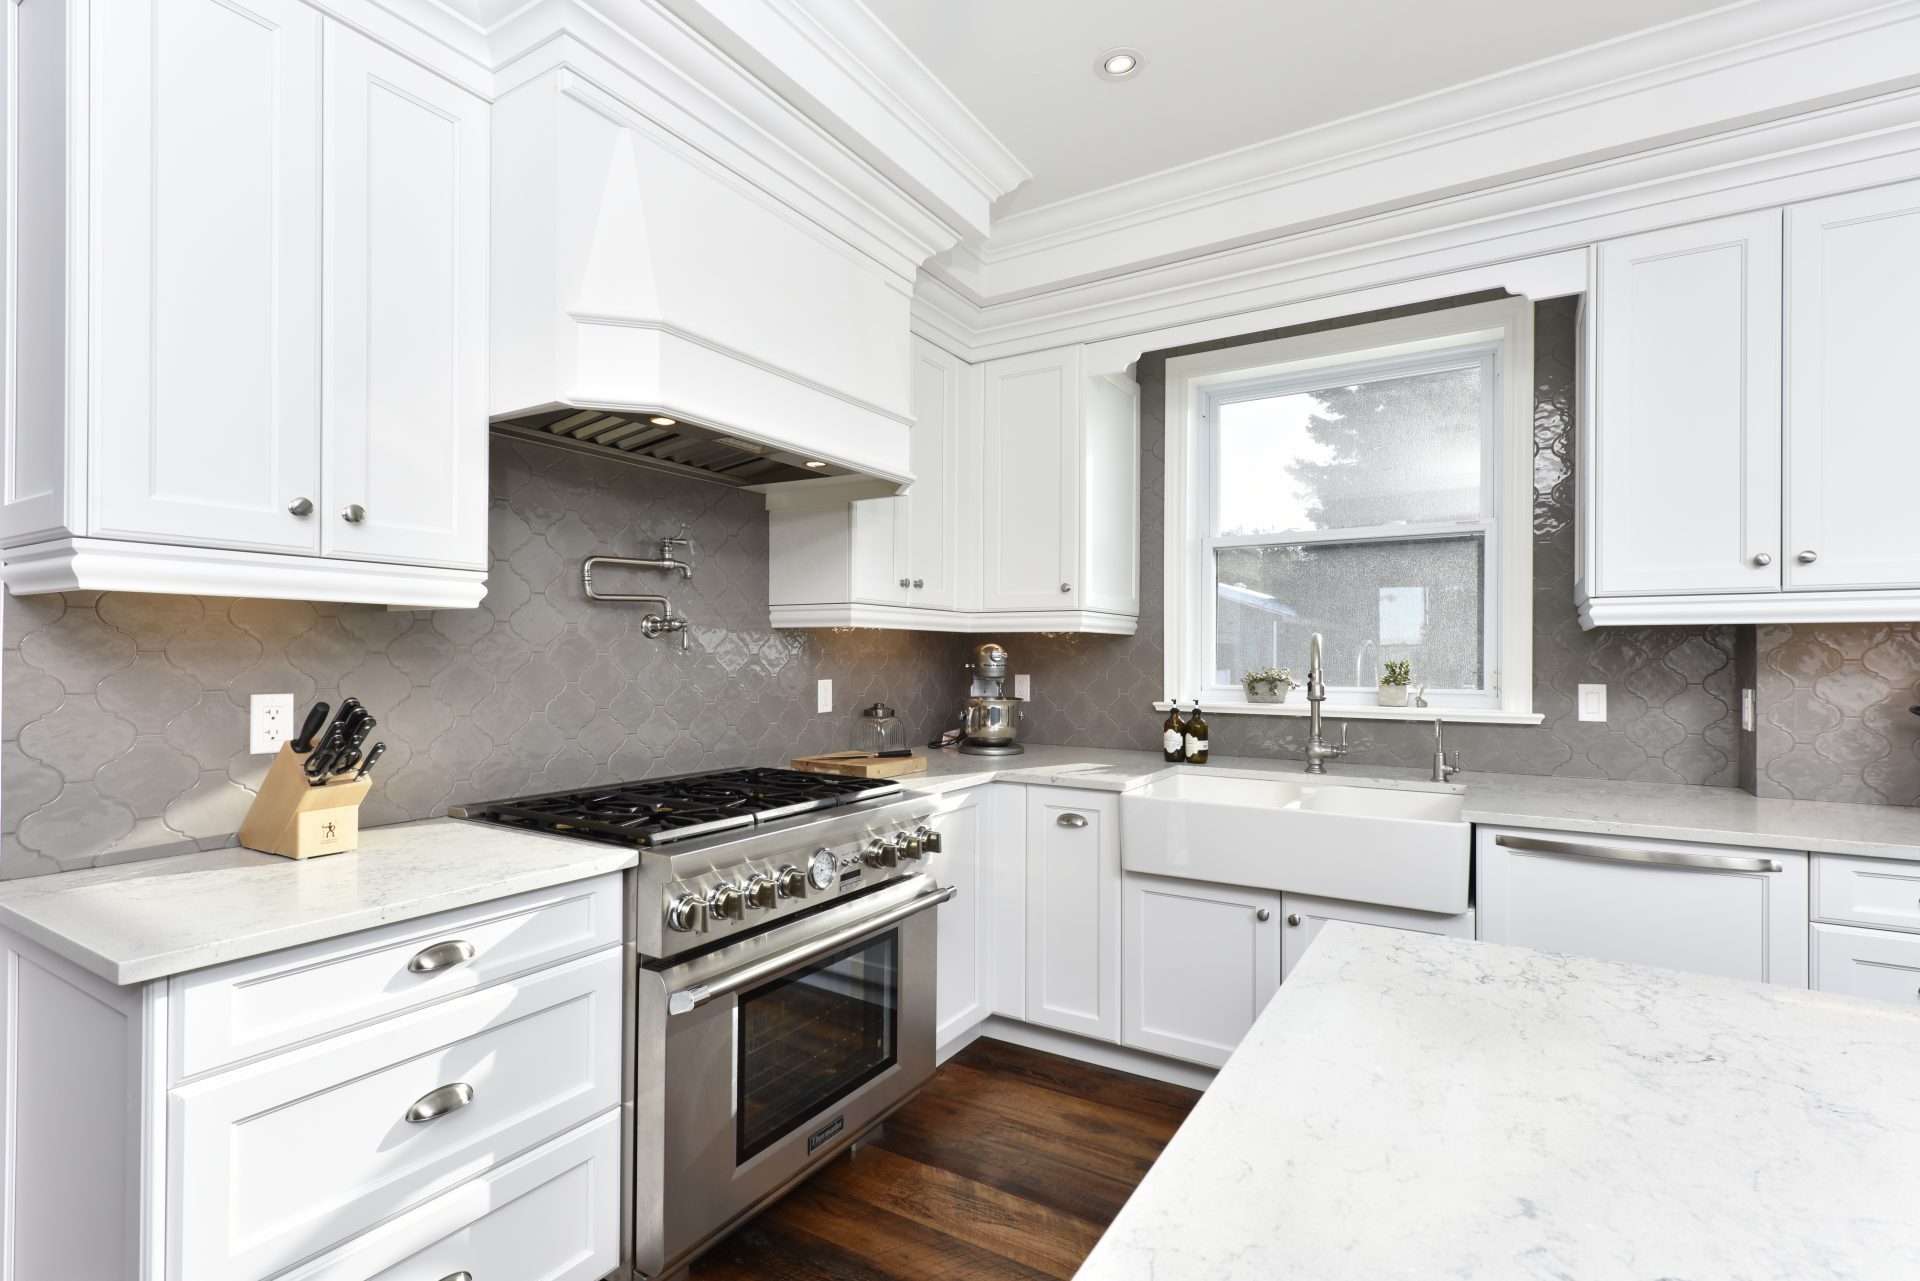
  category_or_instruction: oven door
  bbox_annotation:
[633,876,952,1277]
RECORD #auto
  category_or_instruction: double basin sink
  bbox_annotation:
[1119,772,1470,914]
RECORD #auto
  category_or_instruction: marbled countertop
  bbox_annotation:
[911,744,1920,860]
[1076,923,1920,1281]
[0,819,634,985]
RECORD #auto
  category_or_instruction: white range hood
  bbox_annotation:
[490,67,917,496]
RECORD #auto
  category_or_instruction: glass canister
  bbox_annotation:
[854,703,909,756]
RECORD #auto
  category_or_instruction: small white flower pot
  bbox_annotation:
[1378,684,1409,707]
[1247,687,1287,704]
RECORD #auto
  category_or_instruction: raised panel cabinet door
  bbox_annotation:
[931,792,989,1048]
[92,0,323,553]
[905,335,962,610]
[1785,180,1920,590]
[982,348,1081,611]
[1589,212,1782,595]
[322,24,488,569]
[1475,828,1809,986]
[1024,789,1119,1041]
[1121,875,1280,1068]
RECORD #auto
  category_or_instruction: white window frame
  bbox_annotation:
[1162,298,1542,725]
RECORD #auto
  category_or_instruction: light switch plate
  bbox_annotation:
[1013,674,1031,700]
[249,693,295,754]
[816,679,833,714]
[1576,684,1607,723]
[1742,688,1755,731]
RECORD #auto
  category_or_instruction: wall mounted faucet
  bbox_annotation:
[582,531,696,651]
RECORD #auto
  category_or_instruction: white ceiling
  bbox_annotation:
[861,0,1736,218]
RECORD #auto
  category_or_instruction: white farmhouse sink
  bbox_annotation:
[1120,773,1469,914]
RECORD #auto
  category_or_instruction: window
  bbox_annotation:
[1163,299,1540,723]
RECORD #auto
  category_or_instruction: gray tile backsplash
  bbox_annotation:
[1,438,964,879]
[1751,624,1920,806]
[1008,297,1747,786]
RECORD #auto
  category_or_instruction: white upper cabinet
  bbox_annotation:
[1784,180,1920,591]
[1585,212,1782,599]
[1,6,488,606]
[982,347,1081,611]
[903,338,962,611]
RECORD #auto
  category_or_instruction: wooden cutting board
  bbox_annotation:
[791,750,929,779]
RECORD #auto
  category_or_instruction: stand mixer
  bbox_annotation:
[958,642,1024,756]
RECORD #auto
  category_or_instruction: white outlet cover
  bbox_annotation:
[1013,674,1032,700]
[1742,688,1756,731]
[816,679,833,714]
[1576,684,1607,723]
[250,693,295,754]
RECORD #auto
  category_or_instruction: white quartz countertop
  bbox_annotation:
[911,744,1920,860]
[1077,923,1920,1281]
[0,819,634,986]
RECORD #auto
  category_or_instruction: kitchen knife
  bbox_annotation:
[303,718,350,778]
[328,717,376,779]
[290,702,330,754]
[354,742,386,779]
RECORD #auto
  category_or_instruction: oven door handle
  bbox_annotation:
[667,884,957,1016]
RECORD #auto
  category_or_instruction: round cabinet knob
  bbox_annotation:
[1751,552,1772,567]
[1797,550,1818,564]
[743,873,777,910]
[1285,913,1303,927]
[1059,582,1072,593]
[1256,908,1272,922]
[912,578,924,589]
[776,865,808,899]
[708,883,746,921]
[287,496,314,518]
[667,892,710,933]
[341,503,367,524]
[898,577,911,588]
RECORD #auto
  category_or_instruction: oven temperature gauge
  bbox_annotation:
[808,848,839,891]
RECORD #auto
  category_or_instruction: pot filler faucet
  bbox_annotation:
[1303,633,1348,774]
[582,534,695,651]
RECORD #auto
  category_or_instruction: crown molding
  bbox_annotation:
[933,0,1920,304]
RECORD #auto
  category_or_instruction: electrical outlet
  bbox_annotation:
[816,679,833,714]
[1013,674,1031,700]
[249,693,295,754]
[1742,688,1755,731]
[1576,684,1607,723]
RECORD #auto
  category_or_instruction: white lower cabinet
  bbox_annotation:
[931,789,992,1048]
[1809,853,1920,1008]
[1810,922,1920,1007]
[1025,788,1122,1042]
[1121,875,1280,1068]
[1476,827,1809,985]
[1278,893,1475,982]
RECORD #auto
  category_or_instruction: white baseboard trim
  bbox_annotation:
[940,1015,1218,1093]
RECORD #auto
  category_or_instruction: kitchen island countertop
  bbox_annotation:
[1076,922,1920,1280]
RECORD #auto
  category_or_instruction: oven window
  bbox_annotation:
[736,930,899,1162]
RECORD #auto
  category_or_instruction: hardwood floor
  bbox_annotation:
[688,1038,1202,1280]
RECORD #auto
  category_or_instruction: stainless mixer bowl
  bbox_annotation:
[962,697,1021,743]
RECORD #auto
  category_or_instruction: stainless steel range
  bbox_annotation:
[454,767,953,1279]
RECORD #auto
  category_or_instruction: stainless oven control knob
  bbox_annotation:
[666,893,710,934]
[899,830,923,860]
[863,837,899,869]
[743,873,777,910]
[708,882,746,921]
[915,825,942,855]
[776,864,808,899]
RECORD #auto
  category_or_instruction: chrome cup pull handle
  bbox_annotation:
[405,1082,474,1123]
[439,1274,473,1281]
[1057,813,1088,828]
[408,939,477,973]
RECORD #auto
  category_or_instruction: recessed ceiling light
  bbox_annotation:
[649,415,677,427]
[1098,49,1141,78]
[804,460,828,469]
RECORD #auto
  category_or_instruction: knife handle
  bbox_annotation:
[290,702,330,755]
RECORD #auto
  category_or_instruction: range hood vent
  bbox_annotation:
[493,407,859,489]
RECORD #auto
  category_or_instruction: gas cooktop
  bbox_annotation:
[455,767,903,848]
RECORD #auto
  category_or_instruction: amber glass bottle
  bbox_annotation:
[1161,703,1187,762]
[1184,704,1210,765]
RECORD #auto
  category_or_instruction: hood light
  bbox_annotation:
[805,460,828,469]
[648,415,677,427]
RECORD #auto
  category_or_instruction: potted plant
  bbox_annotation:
[1379,659,1412,707]
[1243,665,1297,704]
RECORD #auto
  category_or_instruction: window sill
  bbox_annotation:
[1153,700,1544,726]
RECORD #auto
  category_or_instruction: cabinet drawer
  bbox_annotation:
[280,1111,621,1281]
[170,873,621,1078]
[1811,923,1920,1007]
[1813,855,1920,934]
[169,946,622,1281]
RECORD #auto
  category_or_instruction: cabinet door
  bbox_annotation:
[982,348,1081,611]
[1024,789,1119,1041]
[931,791,989,1048]
[1810,923,1920,1007]
[846,495,909,604]
[1589,212,1781,595]
[1785,180,1920,589]
[1122,874,1279,1068]
[904,336,961,610]
[321,24,488,570]
[1475,828,1808,986]
[1278,893,1474,982]
[92,0,323,553]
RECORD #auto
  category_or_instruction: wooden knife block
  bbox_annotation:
[236,742,373,859]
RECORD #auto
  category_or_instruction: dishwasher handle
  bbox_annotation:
[1494,833,1782,874]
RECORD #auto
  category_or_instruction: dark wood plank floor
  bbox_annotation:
[689,1038,1202,1280]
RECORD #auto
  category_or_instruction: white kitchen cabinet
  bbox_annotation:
[0,6,487,606]
[1583,211,1782,602]
[1121,874,1280,1067]
[1278,893,1475,982]
[931,788,992,1049]
[1025,788,1122,1042]
[1812,853,1920,934]
[1476,827,1808,986]
[1810,922,1920,1007]
[1784,179,1920,591]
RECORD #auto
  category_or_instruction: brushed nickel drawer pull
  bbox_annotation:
[439,1274,473,1281]
[1057,813,1088,828]
[1494,833,1781,874]
[408,939,477,973]
[405,1082,474,1123]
